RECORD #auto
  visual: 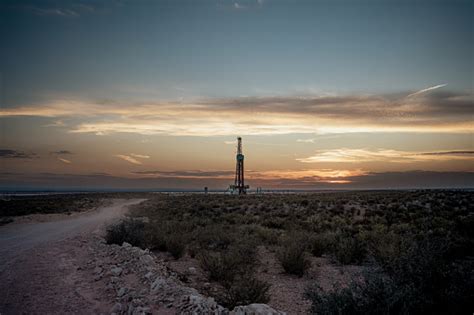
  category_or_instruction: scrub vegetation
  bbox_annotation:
[0,194,105,218]
[106,190,474,313]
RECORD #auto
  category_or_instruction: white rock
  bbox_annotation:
[139,255,153,264]
[188,267,197,274]
[132,298,142,307]
[117,287,128,297]
[110,276,120,283]
[110,302,123,313]
[144,272,154,280]
[150,277,167,293]
[139,248,150,256]
[133,306,151,315]
[122,242,132,248]
[94,266,103,274]
[111,267,123,276]
[233,303,286,315]
[131,247,142,255]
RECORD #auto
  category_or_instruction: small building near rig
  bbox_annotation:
[229,137,249,195]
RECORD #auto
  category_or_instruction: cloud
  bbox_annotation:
[115,154,142,165]
[36,9,79,17]
[0,149,36,159]
[269,171,474,189]
[30,7,80,17]
[297,149,474,164]
[217,0,263,10]
[340,171,474,189]
[90,172,111,176]
[132,170,234,179]
[407,84,447,98]
[43,120,65,127]
[51,150,73,155]
[247,169,368,183]
[297,135,341,143]
[132,168,367,184]
[115,153,149,165]
[19,3,97,18]
[417,150,474,156]
[297,139,315,143]
[1,89,472,136]
[74,4,95,13]
[130,153,150,159]
[2,170,472,190]
[233,2,252,9]
[58,157,72,164]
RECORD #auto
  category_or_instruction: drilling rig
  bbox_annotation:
[229,137,249,195]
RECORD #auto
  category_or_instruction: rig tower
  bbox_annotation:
[230,137,249,194]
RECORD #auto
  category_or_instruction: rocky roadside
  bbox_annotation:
[88,235,286,315]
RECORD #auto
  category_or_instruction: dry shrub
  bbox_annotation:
[144,221,187,259]
[218,275,270,309]
[196,225,235,251]
[165,234,186,259]
[105,219,145,247]
[310,232,336,257]
[198,242,257,286]
[306,236,474,315]
[332,232,366,265]
[277,233,311,276]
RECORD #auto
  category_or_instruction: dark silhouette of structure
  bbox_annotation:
[230,137,249,194]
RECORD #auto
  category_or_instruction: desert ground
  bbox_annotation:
[0,190,473,314]
[0,199,145,314]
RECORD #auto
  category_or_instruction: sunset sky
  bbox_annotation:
[1,0,473,190]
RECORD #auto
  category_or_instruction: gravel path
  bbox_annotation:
[0,199,145,314]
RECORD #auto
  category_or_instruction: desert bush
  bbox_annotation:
[261,216,286,229]
[144,221,188,259]
[198,251,228,282]
[144,224,168,251]
[305,270,402,315]
[0,195,103,217]
[310,232,336,257]
[187,245,198,258]
[277,234,310,276]
[218,275,270,309]
[332,232,366,265]
[252,225,281,245]
[307,236,474,315]
[196,225,235,250]
[306,284,355,315]
[199,243,257,286]
[165,233,187,259]
[378,236,474,314]
[359,225,402,261]
[106,219,145,247]
[456,213,474,238]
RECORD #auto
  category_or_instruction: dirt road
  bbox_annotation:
[0,199,145,314]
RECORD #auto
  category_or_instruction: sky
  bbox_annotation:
[0,0,473,190]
